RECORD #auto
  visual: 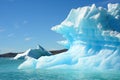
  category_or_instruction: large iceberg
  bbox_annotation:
[18,3,120,70]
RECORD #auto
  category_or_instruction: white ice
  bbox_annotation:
[14,45,51,59]
[18,3,120,70]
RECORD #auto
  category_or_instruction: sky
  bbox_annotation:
[0,0,120,54]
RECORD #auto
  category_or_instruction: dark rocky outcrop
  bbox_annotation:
[0,52,20,58]
[50,49,68,55]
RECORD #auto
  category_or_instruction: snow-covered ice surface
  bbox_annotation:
[18,3,120,70]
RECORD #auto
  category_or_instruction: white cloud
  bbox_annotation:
[0,28,5,32]
[8,33,14,37]
[25,37,32,41]
[14,20,28,29]
[23,20,28,24]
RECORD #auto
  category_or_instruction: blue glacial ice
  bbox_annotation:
[18,3,120,70]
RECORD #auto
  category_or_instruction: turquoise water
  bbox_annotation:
[0,58,120,80]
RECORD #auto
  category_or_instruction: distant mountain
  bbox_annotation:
[50,49,68,55]
[0,49,68,58]
[0,52,22,58]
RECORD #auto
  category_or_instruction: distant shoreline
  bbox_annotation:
[0,49,68,58]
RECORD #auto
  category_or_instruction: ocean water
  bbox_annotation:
[0,58,120,80]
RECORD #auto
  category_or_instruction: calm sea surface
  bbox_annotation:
[0,58,120,80]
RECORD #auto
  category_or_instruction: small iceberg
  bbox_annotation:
[14,45,51,59]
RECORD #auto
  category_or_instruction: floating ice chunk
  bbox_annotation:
[14,45,51,59]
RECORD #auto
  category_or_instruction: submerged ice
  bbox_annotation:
[18,3,120,70]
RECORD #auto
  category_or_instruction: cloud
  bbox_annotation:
[14,20,28,29]
[0,28,5,32]
[25,37,32,41]
[23,20,28,24]
[8,33,14,37]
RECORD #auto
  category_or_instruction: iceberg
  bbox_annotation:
[18,3,120,70]
[14,45,51,59]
